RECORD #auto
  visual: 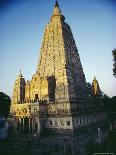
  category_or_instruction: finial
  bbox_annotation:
[20,69,22,75]
[52,0,63,17]
[19,69,23,77]
[55,0,59,7]
[93,76,96,80]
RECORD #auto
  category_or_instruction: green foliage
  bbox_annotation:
[103,96,116,122]
[112,49,116,77]
[40,128,55,138]
[86,82,103,98]
[86,82,92,97]
[85,129,116,154]
[85,139,106,155]
[107,129,116,153]
[0,92,11,118]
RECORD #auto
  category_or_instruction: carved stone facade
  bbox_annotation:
[25,72,48,101]
[10,1,107,135]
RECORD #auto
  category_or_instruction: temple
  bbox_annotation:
[9,2,107,153]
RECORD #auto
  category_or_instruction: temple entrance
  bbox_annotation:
[47,76,56,102]
[35,94,38,100]
[19,117,39,135]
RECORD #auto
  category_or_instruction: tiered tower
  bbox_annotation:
[10,1,107,136]
[37,1,87,102]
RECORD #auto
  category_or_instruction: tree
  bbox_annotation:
[107,129,116,153]
[85,139,106,155]
[103,96,116,122]
[86,82,92,97]
[0,92,11,118]
[112,49,116,77]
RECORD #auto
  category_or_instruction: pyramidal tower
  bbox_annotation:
[10,1,107,138]
[37,1,87,101]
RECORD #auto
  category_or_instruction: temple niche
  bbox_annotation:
[47,76,56,102]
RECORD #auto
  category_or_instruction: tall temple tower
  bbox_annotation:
[37,1,87,102]
[10,1,107,138]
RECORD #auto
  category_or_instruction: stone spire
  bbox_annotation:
[19,69,22,76]
[51,0,65,21]
[19,69,23,78]
[53,0,62,16]
[12,70,26,104]
[55,0,59,7]
[37,1,87,101]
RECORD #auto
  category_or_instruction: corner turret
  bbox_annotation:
[12,70,26,104]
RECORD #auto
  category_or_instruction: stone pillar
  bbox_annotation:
[86,117,88,124]
[91,115,93,123]
[110,122,112,131]
[81,117,83,126]
[19,117,21,133]
[32,118,35,134]
[98,128,102,144]
[78,118,80,126]
[84,117,86,125]
[90,116,92,123]
[93,115,95,123]
[63,139,67,155]
[71,139,74,155]
[29,118,30,134]
[75,138,80,154]
[23,117,24,134]
[82,117,84,125]
[32,118,33,133]
[79,118,81,126]
[59,142,63,154]
[89,116,91,124]
[37,118,40,134]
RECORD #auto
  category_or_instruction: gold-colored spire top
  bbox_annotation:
[92,76,101,96]
[53,0,62,16]
[19,69,23,78]
[51,0,65,21]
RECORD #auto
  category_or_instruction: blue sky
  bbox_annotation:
[0,0,116,97]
